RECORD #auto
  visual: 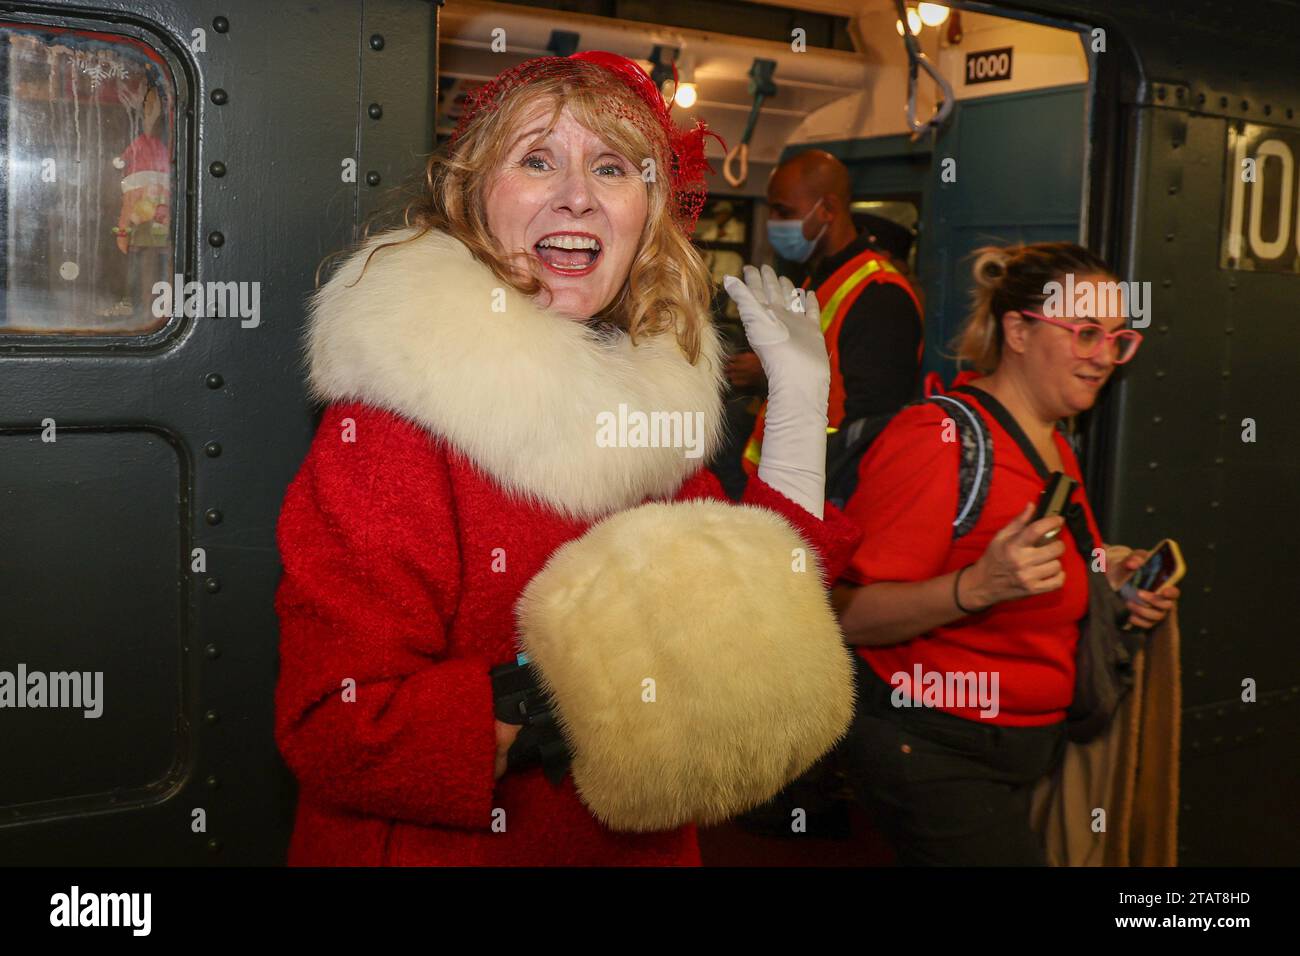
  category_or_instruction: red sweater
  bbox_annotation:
[841,395,1104,726]
[274,402,862,866]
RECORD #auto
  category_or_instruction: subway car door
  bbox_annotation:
[0,0,437,864]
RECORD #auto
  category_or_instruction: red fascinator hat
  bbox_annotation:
[450,51,726,235]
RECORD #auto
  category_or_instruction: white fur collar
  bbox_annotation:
[305,227,726,520]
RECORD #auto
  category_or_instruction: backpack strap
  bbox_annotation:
[925,393,992,540]
[825,392,992,539]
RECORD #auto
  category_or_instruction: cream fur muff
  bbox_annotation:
[515,498,855,832]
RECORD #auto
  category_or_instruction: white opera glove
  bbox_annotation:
[723,264,829,519]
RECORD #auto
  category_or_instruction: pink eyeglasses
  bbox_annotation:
[1020,310,1144,364]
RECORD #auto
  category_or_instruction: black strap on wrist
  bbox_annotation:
[490,659,572,786]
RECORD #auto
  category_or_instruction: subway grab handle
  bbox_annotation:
[893,0,954,134]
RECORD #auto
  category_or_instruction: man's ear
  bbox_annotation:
[1001,310,1033,355]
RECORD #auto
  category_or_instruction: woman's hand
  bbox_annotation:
[1124,583,1180,629]
[722,264,828,518]
[494,719,521,780]
[722,265,826,401]
[1106,544,1181,629]
[961,502,1069,608]
[1103,544,1144,589]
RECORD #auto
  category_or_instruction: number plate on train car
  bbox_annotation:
[1221,123,1300,273]
[965,48,1013,85]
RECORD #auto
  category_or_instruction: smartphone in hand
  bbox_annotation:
[1118,538,1187,604]
[1031,471,1077,546]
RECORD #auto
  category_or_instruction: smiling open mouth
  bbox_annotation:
[535,234,602,275]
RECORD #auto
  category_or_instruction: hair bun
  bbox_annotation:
[972,247,1009,288]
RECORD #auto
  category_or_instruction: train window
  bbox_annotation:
[0,24,176,335]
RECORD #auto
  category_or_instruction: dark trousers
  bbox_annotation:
[838,655,1067,866]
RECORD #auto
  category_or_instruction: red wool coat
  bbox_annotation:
[274,227,861,866]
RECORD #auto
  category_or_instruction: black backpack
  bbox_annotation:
[826,386,994,541]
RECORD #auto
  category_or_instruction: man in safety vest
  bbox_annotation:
[727,150,923,476]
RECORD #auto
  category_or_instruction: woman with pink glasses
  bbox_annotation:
[831,241,1180,865]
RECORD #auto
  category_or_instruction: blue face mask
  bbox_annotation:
[766,198,827,263]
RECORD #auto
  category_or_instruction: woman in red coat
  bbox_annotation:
[273,51,863,865]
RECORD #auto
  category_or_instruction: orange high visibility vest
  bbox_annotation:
[741,247,922,474]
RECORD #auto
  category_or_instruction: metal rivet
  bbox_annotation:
[205,709,220,724]
[1145,505,1156,514]
[209,231,225,248]
[1152,415,1162,424]
[368,102,383,119]
[209,160,227,178]
[1148,461,1158,470]
[205,441,222,458]
[1165,232,1175,241]
[205,373,224,389]
[205,644,221,660]
[205,509,223,526]
[370,33,385,50]
[1214,457,1224,465]
[207,775,220,789]
[1155,369,1166,378]
[1162,278,1172,288]
[1225,326,1234,334]
[1158,324,1169,334]
[205,578,221,594]
[211,88,228,106]
[1222,370,1230,379]
[213,16,229,33]
[1218,413,1227,422]
[1210,500,1220,508]
[1168,185,1178,195]
[366,171,381,187]
[207,839,222,853]
[1203,585,1212,594]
